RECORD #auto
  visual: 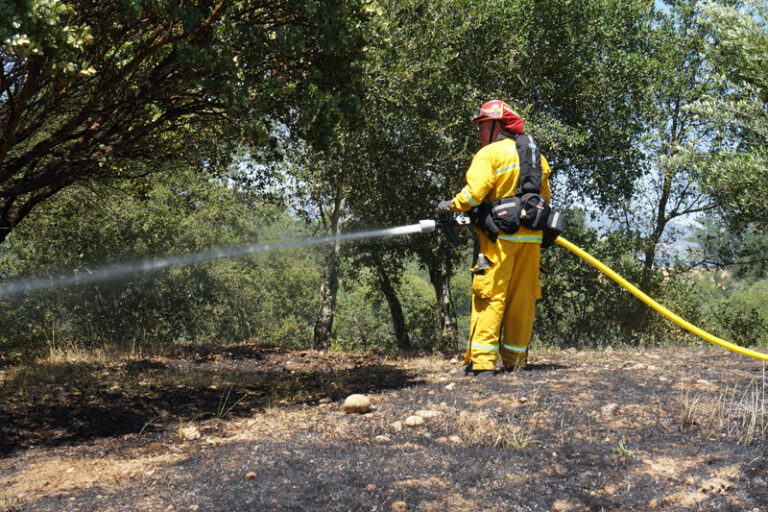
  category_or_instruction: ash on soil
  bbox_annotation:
[2,344,768,511]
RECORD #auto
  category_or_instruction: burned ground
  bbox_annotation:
[1,344,767,511]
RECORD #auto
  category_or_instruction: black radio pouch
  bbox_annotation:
[519,192,550,230]
[490,197,521,234]
[515,133,542,195]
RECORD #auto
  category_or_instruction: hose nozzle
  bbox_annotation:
[418,215,471,245]
[418,219,437,233]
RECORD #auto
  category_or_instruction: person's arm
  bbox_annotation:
[450,149,495,212]
[540,154,552,203]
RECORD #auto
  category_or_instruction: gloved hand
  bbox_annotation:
[436,200,453,214]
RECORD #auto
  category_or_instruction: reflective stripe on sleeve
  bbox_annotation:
[495,164,519,176]
[463,188,481,207]
[502,343,527,353]
[498,233,543,243]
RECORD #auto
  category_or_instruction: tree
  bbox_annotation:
[345,0,655,350]
[687,0,768,226]
[687,216,768,281]
[272,0,369,349]
[0,0,367,245]
[607,0,723,286]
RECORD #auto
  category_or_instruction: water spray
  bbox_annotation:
[3,212,767,363]
[0,223,435,298]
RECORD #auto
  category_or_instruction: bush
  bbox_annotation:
[0,172,322,356]
[535,210,686,348]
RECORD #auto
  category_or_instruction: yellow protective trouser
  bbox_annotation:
[463,241,541,370]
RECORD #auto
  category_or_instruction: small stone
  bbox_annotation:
[519,397,528,404]
[342,394,371,414]
[178,426,201,440]
[450,356,459,363]
[319,397,332,404]
[552,499,576,511]
[415,410,442,419]
[600,403,618,416]
[374,435,391,442]
[448,435,462,444]
[436,437,449,444]
[444,382,456,391]
[392,501,407,511]
[245,472,257,480]
[649,498,658,508]
[391,421,403,432]
[404,415,425,427]
[365,484,376,491]
[566,347,578,354]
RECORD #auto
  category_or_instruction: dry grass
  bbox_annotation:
[4,345,768,511]
[680,365,768,444]
[0,496,20,512]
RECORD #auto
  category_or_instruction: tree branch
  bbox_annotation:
[0,55,44,163]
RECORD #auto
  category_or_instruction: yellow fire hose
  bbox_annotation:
[555,236,768,362]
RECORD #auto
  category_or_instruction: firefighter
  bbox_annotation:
[438,100,552,376]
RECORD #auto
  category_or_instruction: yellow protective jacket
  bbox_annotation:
[450,137,552,253]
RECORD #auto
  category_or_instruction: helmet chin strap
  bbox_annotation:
[488,120,498,145]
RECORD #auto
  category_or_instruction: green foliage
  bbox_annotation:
[688,216,768,281]
[4,0,768,357]
[536,210,684,347]
[0,0,369,243]
[684,270,768,347]
[688,0,768,226]
[0,171,321,354]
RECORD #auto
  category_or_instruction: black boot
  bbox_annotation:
[462,363,496,378]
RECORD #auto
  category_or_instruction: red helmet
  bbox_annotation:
[472,100,524,134]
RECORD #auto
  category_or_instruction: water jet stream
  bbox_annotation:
[0,223,429,298]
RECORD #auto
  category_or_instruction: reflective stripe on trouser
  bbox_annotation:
[463,241,540,370]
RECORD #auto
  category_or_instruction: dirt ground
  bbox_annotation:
[1,343,767,511]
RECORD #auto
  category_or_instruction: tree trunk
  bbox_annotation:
[376,263,410,350]
[313,196,345,350]
[642,164,673,287]
[428,254,458,351]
